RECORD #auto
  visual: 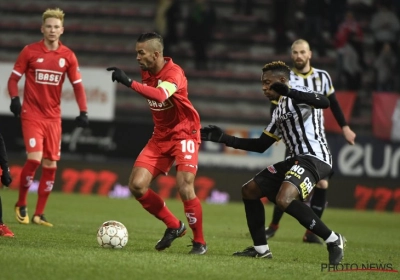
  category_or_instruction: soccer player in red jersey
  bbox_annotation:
[7,8,89,227]
[0,132,14,237]
[107,32,207,254]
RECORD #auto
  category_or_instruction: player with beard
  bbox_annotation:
[106,32,207,254]
[265,39,356,244]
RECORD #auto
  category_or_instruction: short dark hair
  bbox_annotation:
[137,32,164,46]
[262,61,291,79]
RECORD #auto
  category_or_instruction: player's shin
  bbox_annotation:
[183,197,205,244]
[310,188,327,218]
[285,200,332,240]
[244,199,268,248]
[17,159,40,206]
[137,189,180,228]
[35,166,56,216]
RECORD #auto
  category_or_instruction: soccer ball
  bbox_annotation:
[97,220,128,249]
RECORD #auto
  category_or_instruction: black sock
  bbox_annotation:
[0,196,3,224]
[285,200,331,240]
[270,204,284,227]
[243,199,267,246]
[310,188,327,218]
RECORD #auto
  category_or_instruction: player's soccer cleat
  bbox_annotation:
[15,205,29,224]
[155,221,186,251]
[32,214,53,227]
[233,246,273,259]
[303,230,323,245]
[188,240,207,255]
[0,224,15,237]
[265,226,277,239]
[327,233,346,265]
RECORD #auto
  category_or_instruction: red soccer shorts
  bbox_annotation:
[21,118,61,161]
[135,137,200,177]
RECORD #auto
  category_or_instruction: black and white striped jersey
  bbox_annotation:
[265,84,332,166]
[289,67,334,96]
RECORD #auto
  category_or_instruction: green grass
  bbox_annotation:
[0,189,399,280]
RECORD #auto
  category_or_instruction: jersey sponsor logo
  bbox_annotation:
[147,98,174,111]
[35,69,63,85]
[299,176,314,198]
[293,85,313,93]
[59,58,65,68]
[184,155,192,160]
[277,112,293,123]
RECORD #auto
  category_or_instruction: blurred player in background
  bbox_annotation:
[0,133,14,237]
[107,32,207,254]
[201,61,346,265]
[265,39,356,244]
[7,8,89,227]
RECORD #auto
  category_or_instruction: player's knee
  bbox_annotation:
[241,180,261,199]
[316,179,328,189]
[128,178,148,198]
[275,195,294,211]
[275,190,297,210]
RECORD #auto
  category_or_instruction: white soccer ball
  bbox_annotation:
[97,220,128,249]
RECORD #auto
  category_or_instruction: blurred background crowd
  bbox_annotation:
[1,0,400,137]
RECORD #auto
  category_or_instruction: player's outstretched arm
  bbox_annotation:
[271,82,330,109]
[200,125,275,153]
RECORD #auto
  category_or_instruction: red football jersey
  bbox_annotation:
[141,58,201,141]
[9,40,84,120]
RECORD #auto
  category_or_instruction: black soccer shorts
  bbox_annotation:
[253,155,332,202]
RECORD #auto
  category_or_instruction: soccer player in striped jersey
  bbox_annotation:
[265,39,356,244]
[201,61,346,264]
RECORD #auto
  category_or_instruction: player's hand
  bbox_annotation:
[1,166,12,188]
[75,111,89,128]
[270,82,290,96]
[106,67,132,88]
[10,96,21,117]
[200,125,225,142]
[342,126,356,145]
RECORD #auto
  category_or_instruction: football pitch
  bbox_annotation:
[0,189,399,280]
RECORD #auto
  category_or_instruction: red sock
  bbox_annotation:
[17,159,40,207]
[137,189,180,228]
[34,167,56,216]
[269,223,279,230]
[183,197,205,245]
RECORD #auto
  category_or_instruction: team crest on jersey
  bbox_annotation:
[59,58,65,67]
[267,165,277,174]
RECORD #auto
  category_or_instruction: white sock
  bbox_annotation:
[324,231,338,243]
[254,245,269,254]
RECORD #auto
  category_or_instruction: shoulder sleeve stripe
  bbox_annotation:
[72,79,82,84]
[12,70,22,77]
